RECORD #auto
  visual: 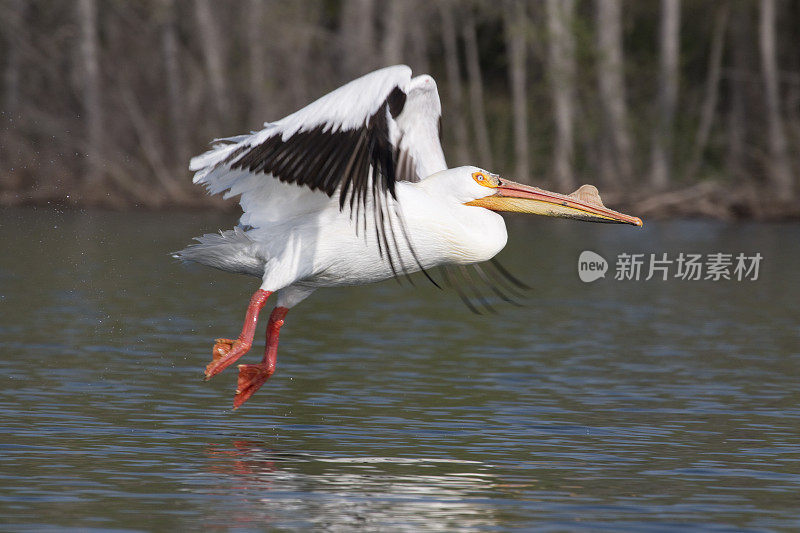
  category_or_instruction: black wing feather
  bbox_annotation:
[216,82,533,312]
[224,85,424,277]
[228,87,414,205]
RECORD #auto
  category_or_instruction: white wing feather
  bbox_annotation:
[190,65,447,229]
[394,74,447,180]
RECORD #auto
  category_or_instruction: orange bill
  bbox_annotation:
[466,179,643,226]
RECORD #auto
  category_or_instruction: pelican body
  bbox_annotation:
[177,66,641,408]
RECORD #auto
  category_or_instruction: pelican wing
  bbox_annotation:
[190,65,446,229]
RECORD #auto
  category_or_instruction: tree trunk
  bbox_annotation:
[160,0,189,170]
[650,0,680,189]
[119,83,186,203]
[78,0,104,191]
[685,2,729,181]
[504,0,530,182]
[382,0,406,66]
[439,1,469,165]
[2,0,24,116]
[285,1,318,109]
[340,0,377,80]
[462,7,493,168]
[759,0,793,197]
[595,0,632,187]
[194,0,230,128]
[406,1,431,75]
[546,0,576,190]
[726,1,749,181]
[247,0,269,126]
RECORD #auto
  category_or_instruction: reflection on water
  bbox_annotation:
[1,207,799,530]
[203,441,498,530]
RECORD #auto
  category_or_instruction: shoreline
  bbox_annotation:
[2,181,799,221]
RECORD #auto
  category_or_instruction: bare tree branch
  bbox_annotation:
[504,0,530,182]
[160,0,189,169]
[547,0,576,190]
[462,5,493,168]
[650,0,680,189]
[759,0,793,196]
[685,2,729,182]
[195,0,231,128]
[439,1,470,166]
[78,0,104,192]
[595,0,633,187]
[340,0,377,80]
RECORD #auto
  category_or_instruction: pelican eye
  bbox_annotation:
[472,171,497,188]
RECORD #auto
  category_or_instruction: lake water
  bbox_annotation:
[1,207,799,531]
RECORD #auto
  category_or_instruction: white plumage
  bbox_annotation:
[176,65,641,408]
[182,166,507,292]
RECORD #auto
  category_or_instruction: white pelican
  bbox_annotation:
[177,65,641,408]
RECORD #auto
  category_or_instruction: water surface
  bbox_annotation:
[1,208,799,531]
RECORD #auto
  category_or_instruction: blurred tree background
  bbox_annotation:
[1,0,799,217]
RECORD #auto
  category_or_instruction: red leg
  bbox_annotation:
[233,306,289,409]
[205,289,271,380]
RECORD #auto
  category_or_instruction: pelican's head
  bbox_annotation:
[435,166,642,226]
